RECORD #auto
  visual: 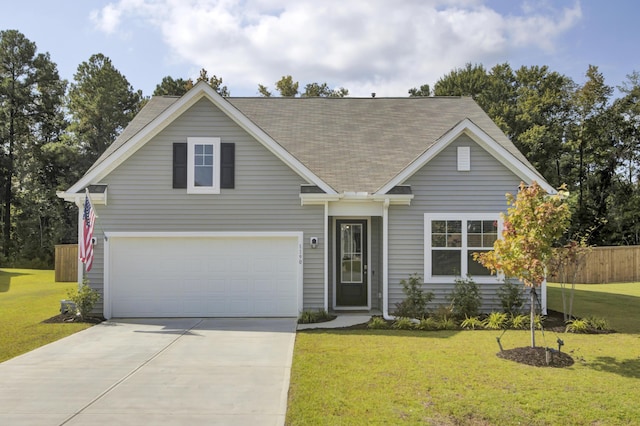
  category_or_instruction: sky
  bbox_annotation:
[1,0,638,98]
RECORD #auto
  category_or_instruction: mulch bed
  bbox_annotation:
[42,314,105,324]
[497,346,574,367]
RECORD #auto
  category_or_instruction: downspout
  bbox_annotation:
[324,201,329,312]
[381,198,396,321]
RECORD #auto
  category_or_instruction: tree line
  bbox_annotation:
[1,29,638,267]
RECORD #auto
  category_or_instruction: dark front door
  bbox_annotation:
[336,220,367,306]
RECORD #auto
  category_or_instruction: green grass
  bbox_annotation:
[0,268,92,363]
[548,282,640,333]
[287,283,640,425]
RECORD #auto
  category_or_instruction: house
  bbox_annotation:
[58,81,554,319]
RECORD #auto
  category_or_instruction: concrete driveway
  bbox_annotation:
[0,318,297,426]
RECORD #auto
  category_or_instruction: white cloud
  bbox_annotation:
[90,3,124,34]
[506,2,582,51]
[89,0,583,96]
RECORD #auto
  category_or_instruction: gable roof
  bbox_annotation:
[65,82,552,197]
[65,82,335,196]
[227,96,547,193]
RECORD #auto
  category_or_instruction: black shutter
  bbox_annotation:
[173,143,187,188]
[220,143,235,189]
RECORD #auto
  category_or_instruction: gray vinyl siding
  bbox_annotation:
[388,135,523,313]
[85,98,325,314]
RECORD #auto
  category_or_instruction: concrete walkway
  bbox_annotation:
[0,318,297,426]
[297,314,371,330]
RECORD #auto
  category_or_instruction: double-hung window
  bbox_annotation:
[187,137,220,194]
[425,214,500,281]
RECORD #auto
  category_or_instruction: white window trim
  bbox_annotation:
[187,137,221,194]
[424,213,503,284]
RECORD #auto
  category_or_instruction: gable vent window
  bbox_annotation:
[457,146,471,171]
[173,138,235,192]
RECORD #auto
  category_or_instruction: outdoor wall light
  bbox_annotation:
[310,237,318,249]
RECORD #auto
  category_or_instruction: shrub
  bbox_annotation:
[460,315,484,330]
[66,280,100,320]
[437,317,458,330]
[586,316,609,331]
[564,316,610,333]
[298,309,335,324]
[368,316,390,329]
[432,304,454,321]
[497,281,525,315]
[566,318,589,333]
[448,276,482,319]
[510,314,529,330]
[417,317,439,331]
[394,273,433,319]
[298,311,315,324]
[483,312,509,329]
[392,317,415,330]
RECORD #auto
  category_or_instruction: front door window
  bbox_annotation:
[341,223,363,283]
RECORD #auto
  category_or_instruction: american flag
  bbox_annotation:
[79,194,95,272]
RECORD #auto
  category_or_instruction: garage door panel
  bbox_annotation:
[109,236,299,317]
[253,279,276,295]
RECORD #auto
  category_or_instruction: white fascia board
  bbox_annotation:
[371,194,413,205]
[66,81,336,196]
[301,192,413,206]
[376,118,555,195]
[56,191,107,206]
[300,193,366,206]
[300,193,341,205]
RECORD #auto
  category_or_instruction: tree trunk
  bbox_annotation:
[560,280,568,322]
[530,287,536,348]
[2,177,10,258]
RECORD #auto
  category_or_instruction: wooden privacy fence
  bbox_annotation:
[551,245,640,284]
[55,244,78,282]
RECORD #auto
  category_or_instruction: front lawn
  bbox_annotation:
[0,268,92,363]
[286,283,640,425]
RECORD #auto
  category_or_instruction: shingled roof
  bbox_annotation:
[86,91,542,194]
[227,97,537,193]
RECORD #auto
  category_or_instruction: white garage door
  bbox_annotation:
[107,234,301,318]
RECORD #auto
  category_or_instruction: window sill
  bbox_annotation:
[187,187,220,195]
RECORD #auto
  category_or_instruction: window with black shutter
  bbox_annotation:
[173,140,235,192]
